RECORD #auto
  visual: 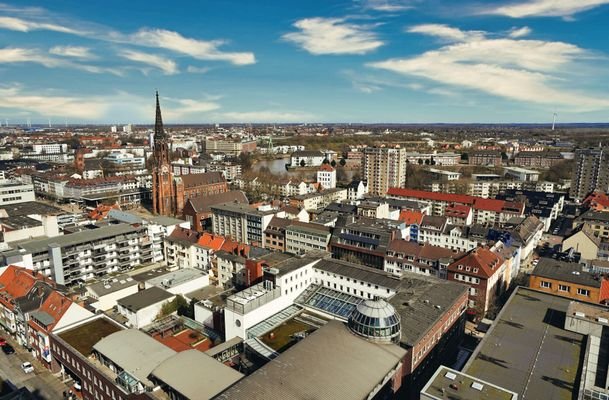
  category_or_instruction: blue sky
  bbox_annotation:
[0,0,608,124]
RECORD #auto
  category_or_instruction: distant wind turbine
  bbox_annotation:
[551,113,558,131]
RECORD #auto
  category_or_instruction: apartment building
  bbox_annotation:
[203,138,257,155]
[447,248,509,320]
[285,222,332,254]
[570,147,609,200]
[211,203,276,246]
[1,223,154,285]
[530,258,609,304]
[468,151,502,166]
[514,151,564,168]
[289,188,348,211]
[384,239,462,278]
[317,164,336,189]
[362,146,407,196]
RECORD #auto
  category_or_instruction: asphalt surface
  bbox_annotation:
[0,335,72,399]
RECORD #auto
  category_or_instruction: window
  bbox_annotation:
[577,288,590,297]
[558,284,570,292]
[540,281,551,289]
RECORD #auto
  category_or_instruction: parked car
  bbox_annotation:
[0,337,6,346]
[73,381,81,391]
[21,362,34,373]
[2,343,15,355]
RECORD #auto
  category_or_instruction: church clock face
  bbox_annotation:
[161,165,169,173]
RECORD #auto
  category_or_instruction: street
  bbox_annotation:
[0,335,71,399]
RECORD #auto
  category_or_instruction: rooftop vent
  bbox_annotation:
[471,382,484,391]
[598,317,608,324]
[575,311,586,318]
[444,371,457,380]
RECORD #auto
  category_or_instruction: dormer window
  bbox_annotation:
[458,265,463,270]
[473,268,478,273]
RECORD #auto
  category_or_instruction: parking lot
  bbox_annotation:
[0,335,72,399]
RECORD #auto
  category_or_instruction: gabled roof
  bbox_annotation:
[318,163,334,172]
[0,266,50,308]
[185,190,248,213]
[177,172,226,188]
[29,290,72,331]
[445,203,471,218]
[196,233,226,251]
[166,227,201,245]
[448,248,505,279]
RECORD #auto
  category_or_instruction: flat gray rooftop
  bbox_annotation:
[14,223,140,253]
[421,366,517,400]
[464,287,585,400]
[116,286,174,312]
[213,320,406,400]
[146,268,207,288]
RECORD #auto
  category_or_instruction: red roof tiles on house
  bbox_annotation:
[448,248,505,279]
[399,210,424,225]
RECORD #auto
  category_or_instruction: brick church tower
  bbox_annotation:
[151,92,176,215]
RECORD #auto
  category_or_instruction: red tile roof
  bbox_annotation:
[399,210,424,225]
[29,291,72,331]
[444,204,471,218]
[388,188,523,214]
[584,192,609,210]
[197,233,226,251]
[318,164,334,172]
[448,248,505,279]
[0,266,49,308]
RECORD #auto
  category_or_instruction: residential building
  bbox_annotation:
[578,210,609,240]
[1,223,155,285]
[289,188,348,210]
[182,190,248,232]
[289,150,326,167]
[496,189,565,232]
[144,268,209,296]
[529,258,609,304]
[447,247,509,320]
[384,239,462,278]
[285,221,332,254]
[211,203,276,246]
[263,216,291,252]
[468,151,501,166]
[104,151,145,167]
[570,147,609,200]
[514,151,563,168]
[583,191,609,212]
[444,203,473,225]
[387,188,525,225]
[421,366,518,400]
[329,216,401,269]
[346,180,368,200]
[562,225,602,261]
[317,164,336,189]
[362,146,407,196]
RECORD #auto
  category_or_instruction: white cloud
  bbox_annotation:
[0,7,255,66]
[0,85,109,119]
[485,0,609,18]
[126,29,255,65]
[0,84,222,121]
[221,110,315,122]
[407,24,484,42]
[186,66,211,74]
[0,15,79,34]
[0,47,123,75]
[362,0,415,12]
[282,17,383,55]
[49,46,94,58]
[508,26,532,38]
[119,49,178,75]
[369,25,609,111]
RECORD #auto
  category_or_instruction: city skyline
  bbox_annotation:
[0,0,608,124]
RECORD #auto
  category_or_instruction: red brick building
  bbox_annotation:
[151,92,176,216]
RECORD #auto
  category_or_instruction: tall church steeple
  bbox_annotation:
[154,91,167,140]
[151,91,175,216]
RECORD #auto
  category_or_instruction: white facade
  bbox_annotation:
[145,270,210,296]
[118,296,175,329]
[0,181,35,205]
[32,143,68,154]
[317,167,337,189]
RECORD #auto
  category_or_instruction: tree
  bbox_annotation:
[300,159,306,167]
[417,158,423,165]
[322,158,330,164]
[424,159,431,165]
[157,295,189,318]
[330,160,337,167]
[339,158,346,167]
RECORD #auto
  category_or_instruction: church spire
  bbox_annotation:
[154,91,166,139]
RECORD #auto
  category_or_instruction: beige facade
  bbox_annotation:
[362,146,407,196]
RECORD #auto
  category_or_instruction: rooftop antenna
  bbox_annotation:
[551,112,557,131]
